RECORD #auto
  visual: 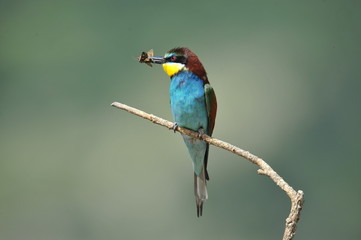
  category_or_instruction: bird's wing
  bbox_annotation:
[204,83,217,136]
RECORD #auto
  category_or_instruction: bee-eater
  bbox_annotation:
[149,47,217,217]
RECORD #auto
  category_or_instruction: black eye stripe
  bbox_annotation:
[166,55,187,64]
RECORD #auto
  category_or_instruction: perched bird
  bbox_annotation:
[149,47,217,216]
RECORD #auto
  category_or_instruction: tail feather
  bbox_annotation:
[194,166,208,217]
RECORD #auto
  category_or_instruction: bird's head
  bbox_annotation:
[149,47,208,83]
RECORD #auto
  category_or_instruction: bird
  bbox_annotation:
[149,47,217,217]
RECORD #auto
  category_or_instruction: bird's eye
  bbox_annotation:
[170,56,177,61]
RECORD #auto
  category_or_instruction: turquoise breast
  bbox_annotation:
[169,71,208,132]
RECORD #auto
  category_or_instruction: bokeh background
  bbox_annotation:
[1,0,360,239]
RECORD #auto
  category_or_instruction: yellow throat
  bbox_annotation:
[162,62,185,77]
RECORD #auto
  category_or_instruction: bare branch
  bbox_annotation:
[111,101,304,240]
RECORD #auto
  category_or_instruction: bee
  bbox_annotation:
[137,49,154,67]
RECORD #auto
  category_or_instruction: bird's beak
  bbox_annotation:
[148,56,165,64]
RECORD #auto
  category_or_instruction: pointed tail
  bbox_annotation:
[194,165,208,217]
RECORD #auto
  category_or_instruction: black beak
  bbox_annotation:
[148,56,165,64]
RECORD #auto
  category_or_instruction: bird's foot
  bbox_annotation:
[172,122,178,133]
[197,127,205,139]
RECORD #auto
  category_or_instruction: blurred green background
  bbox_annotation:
[1,0,360,239]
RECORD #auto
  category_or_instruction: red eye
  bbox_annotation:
[171,56,177,61]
